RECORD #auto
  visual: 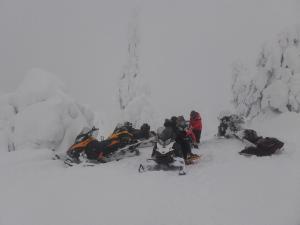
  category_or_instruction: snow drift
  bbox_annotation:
[0,68,94,152]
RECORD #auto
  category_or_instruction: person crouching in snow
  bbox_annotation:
[189,110,202,148]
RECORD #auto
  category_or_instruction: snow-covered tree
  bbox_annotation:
[118,9,140,111]
[232,25,300,118]
[118,9,156,128]
[0,68,94,152]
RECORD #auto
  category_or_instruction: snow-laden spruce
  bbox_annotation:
[0,68,94,152]
[232,26,300,118]
[118,9,156,128]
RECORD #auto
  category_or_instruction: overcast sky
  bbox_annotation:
[0,0,299,127]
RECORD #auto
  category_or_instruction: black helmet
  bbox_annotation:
[177,116,186,128]
[190,110,197,119]
[124,121,133,128]
[164,119,172,128]
[140,123,150,132]
[171,116,177,123]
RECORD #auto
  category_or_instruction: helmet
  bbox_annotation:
[190,110,198,119]
[124,121,132,128]
[140,123,150,132]
[171,116,178,124]
[177,116,186,128]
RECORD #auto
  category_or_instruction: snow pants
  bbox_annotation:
[192,129,201,143]
[175,139,191,160]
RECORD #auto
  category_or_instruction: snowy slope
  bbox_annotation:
[0,114,299,225]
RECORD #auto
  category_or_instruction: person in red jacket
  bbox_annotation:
[189,110,202,148]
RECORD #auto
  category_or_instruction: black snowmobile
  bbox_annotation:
[238,129,284,157]
[138,127,187,175]
[113,122,156,148]
[217,113,284,157]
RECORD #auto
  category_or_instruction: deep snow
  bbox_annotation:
[0,114,300,225]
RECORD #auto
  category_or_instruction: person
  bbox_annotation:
[189,110,202,148]
[164,116,197,161]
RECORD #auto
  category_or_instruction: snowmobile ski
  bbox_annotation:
[138,157,186,176]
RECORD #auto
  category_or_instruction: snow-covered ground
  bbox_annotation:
[0,113,299,225]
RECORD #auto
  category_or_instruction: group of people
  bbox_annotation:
[162,110,202,161]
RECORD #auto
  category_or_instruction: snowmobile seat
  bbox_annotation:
[84,139,113,160]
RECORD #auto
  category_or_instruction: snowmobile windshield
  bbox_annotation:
[157,127,173,142]
[91,129,99,139]
[158,138,172,146]
[113,123,125,133]
[80,127,90,135]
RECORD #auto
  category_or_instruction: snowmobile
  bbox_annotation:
[112,122,156,148]
[217,113,284,156]
[237,129,284,157]
[55,126,148,167]
[138,127,188,175]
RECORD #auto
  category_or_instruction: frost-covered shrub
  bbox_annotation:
[232,26,300,118]
[0,68,94,152]
[217,111,245,137]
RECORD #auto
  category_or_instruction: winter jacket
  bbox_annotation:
[186,128,196,143]
[190,112,202,131]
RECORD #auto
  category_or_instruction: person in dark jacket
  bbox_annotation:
[164,116,197,160]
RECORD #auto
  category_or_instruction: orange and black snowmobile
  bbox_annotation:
[66,127,100,163]
[64,126,141,166]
